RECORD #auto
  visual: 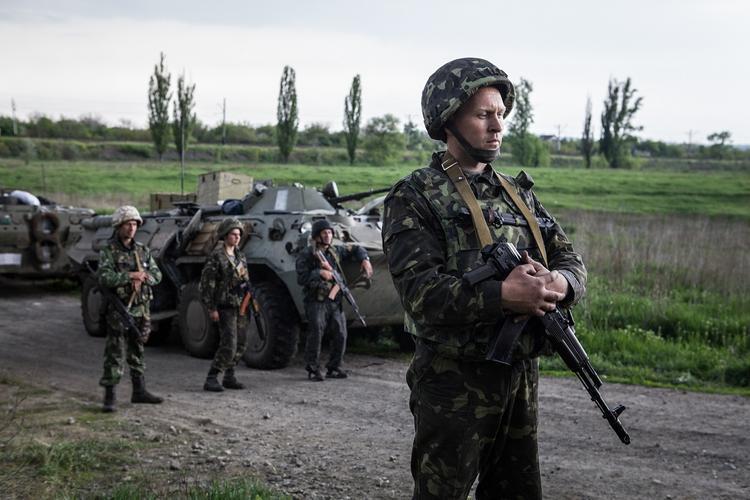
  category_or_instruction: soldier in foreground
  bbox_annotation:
[382,58,587,499]
[98,205,163,412]
[200,218,251,392]
[295,220,373,381]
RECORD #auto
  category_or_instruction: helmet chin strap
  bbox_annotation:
[447,124,500,164]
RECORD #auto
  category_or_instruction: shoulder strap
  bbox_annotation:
[493,171,548,266]
[440,152,548,266]
[440,153,494,248]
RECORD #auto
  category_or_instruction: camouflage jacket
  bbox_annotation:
[200,245,250,310]
[97,237,162,318]
[382,152,587,360]
[296,243,368,303]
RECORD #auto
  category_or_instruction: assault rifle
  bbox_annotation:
[84,260,147,343]
[316,250,367,327]
[463,242,631,445]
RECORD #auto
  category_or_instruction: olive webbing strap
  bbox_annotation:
[494,172,548,266]
[440,152,548,266]
[440,153,494,248]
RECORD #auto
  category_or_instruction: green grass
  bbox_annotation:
[2,158,749,218]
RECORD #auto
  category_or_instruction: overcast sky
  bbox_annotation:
[1,0,748,144]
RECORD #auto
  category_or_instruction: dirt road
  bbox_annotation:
[1,281,748,499]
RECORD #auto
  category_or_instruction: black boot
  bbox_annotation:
[204,367,224,392]
[326,368,348,379]
[131,374,164,404]
[306,365,324,382]
[102,385,116,412]
[222,368,245,390]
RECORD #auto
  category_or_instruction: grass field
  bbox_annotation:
[2,158,749,218]
[2,158,748,393]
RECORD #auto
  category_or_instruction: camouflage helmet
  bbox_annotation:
[422,57,515,142]
[217,217,244,239]
[111,205,143,227]
[311,219,334,239]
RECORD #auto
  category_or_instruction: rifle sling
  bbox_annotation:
[440,152,548,266]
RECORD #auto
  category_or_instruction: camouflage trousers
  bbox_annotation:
[304,300,347,371]
[211,307,248,372]
[406,340,541,500]
[99,315,150,387]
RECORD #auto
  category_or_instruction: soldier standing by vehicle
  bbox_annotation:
[98,205,163,412]
[382,58,587,499]
[200,218,251,392]
[296,220,373,381]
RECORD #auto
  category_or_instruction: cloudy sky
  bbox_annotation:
[1,0,748,144]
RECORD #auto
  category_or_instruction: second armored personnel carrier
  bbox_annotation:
[66,180,405,369]
[0,189,94,278]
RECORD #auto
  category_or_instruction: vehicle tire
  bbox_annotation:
[177,282,218,358]
[81,274,106,337]
[243,281,299,369]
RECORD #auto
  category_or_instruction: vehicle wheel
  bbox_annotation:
[243,281,299,369]
[177,282,218,358]
[81,274,106,337]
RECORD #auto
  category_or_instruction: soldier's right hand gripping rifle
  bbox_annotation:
[84,261,148,344]
[315,250,367,327]
[463,242,631,445]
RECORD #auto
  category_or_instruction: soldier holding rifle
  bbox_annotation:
[382,58,587,499]
[200,218,252,392]
[98,205,163,412]
[295,220,373,381]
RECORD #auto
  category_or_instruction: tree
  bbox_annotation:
[581,95,595,168]
[362,114,405,165]
[172,73,196,195]
[276,65,298,163]
[706,130,732,160]
[147,52,172,161]
[707,130,731,147]
[343,74,362,165]
[599,77,643,168]
[506,78,549,167]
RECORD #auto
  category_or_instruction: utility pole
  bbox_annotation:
[686,129,696,156]
[221,98,227,146]
[11,99,18,136]
[555,124,565,153]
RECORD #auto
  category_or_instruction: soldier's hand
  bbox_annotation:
[129,271,149,283]
[500,264,566,316]
[209,310,220,322]
[320,269,334,281]
[319,259,333,271]
[521,251,569,297]
[361,259,373,278]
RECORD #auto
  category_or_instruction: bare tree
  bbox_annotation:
[599,77,643,168]
[276,65,298,163]
[148,52,172,161]
[343,74,362,165]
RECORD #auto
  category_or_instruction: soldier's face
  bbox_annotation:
[449,86,506,150]
[317,229,334,247]
[225,229,242,248]
[118,220,138,242]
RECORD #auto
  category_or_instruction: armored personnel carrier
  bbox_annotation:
[0,189,94,278]
[66,180,405,369]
